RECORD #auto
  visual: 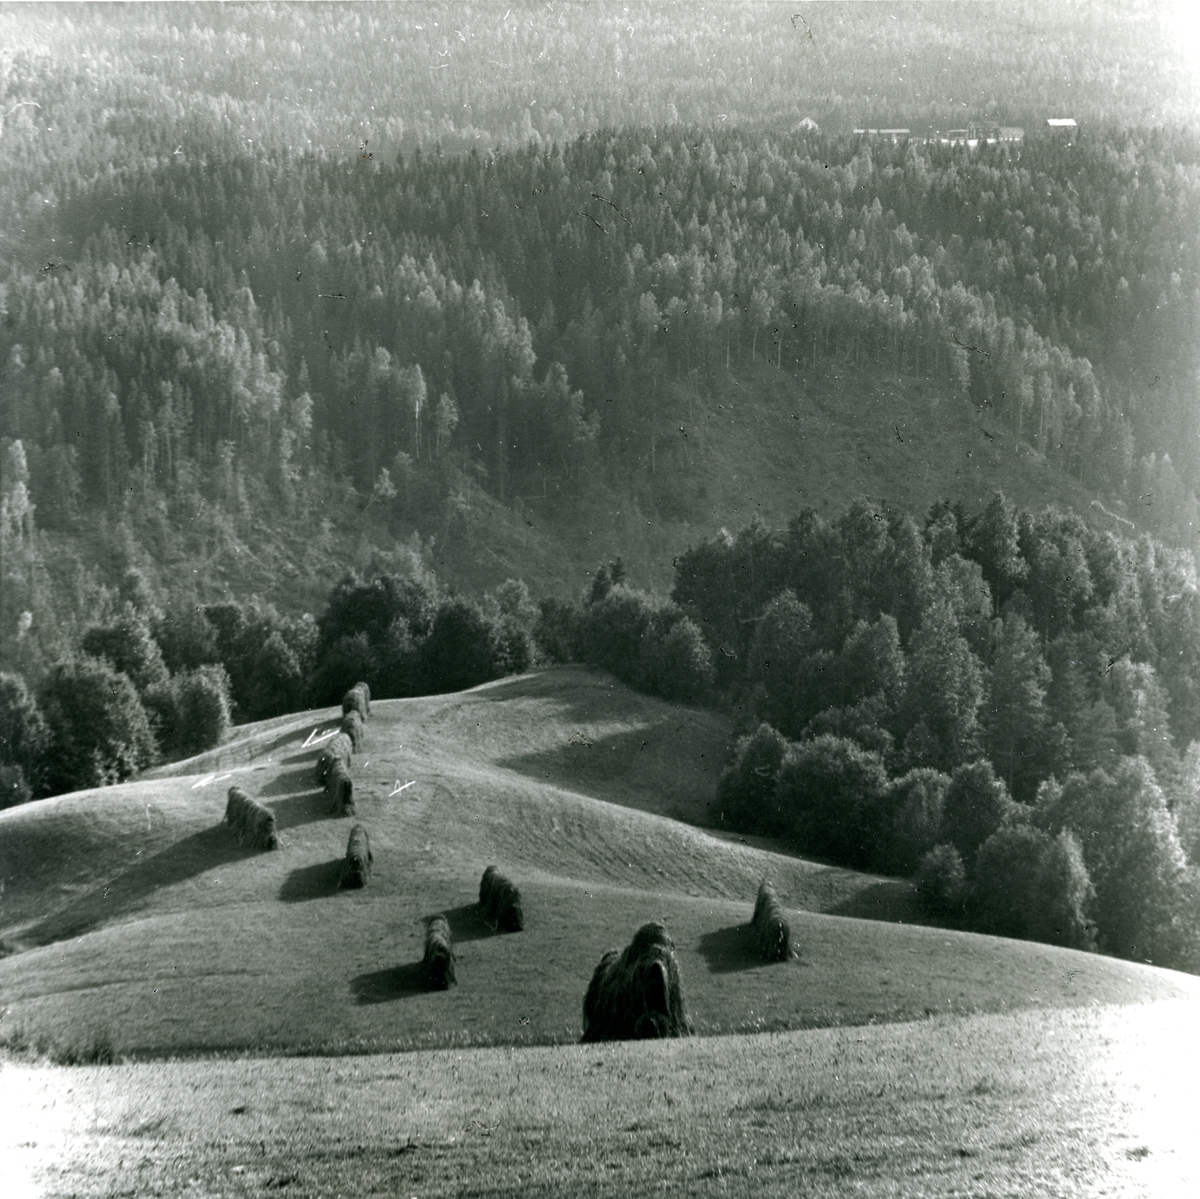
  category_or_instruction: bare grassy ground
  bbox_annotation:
[5,1001,1198,1198]
[4,669,1199,1196]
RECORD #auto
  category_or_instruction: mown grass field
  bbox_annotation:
[3,667,1198,1196]
[3,667,1191,1061]
[5,1001,1198,1198]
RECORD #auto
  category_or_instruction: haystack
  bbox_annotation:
[581,921,690,1041]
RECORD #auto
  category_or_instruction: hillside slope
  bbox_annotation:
[30,355,1134,620]
[2,668,1194,1059]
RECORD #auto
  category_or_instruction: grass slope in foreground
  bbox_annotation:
[1,667,1196,1059]
[6,1002,1199,1198]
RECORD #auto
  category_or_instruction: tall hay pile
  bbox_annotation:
[581,921,691,1042]
[223,786,280,851]
[315,731,353,785]
[423,914,456,989]
[339,823,372,888]
[340,708,364,751]
[325,759,354,815]
[479,865,524,932]
[752,878,792,961]
[354,681,371,717]
[342,685,368,721]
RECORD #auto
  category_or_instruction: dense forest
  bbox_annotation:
[3,121,1198,659]
[1,4,1199,971]
[579,490,1200,970]
[2,3,1197,660]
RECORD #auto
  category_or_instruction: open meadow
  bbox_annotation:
[5,1001,1199,1198]
[3,668,1200,1195]
[3,668,1193,1058]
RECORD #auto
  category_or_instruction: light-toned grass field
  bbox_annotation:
[3,668,1192,1060]
[5,1001,1198,1198]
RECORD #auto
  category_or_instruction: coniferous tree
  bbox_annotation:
[902,600,984,772]
[982,613,1053,802]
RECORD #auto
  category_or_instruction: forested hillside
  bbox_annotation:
[1,1,1199,979]
[566,487,1200,972]
[1,1,1196,673]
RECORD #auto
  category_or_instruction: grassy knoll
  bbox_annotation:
[2,668,1194,1063]
[5,1001,1199,1198]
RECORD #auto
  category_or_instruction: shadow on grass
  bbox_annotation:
[257,765,320,799]
[696,922,763,974]
[267,790,337,831]
[497,720,714,817]
[277,724,342,768]
[829,879,922,924]
[279,858,344,903]
[441,902,498,944]
[350,962,429,1004]
[19,825,257,947]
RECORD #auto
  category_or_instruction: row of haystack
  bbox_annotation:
[315,682,371,816]
[221,681,371,851]
[329,686,372,882]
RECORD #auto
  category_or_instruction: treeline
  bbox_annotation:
[5,484,1199,973]
[0,539,549,804]
[3,124,1198,572]
[556,494,1200,970]
[3,0,1192,214]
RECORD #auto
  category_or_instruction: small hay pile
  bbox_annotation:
[423,914,456,989]
[325,759,354,815]
[752,878,792,962]
[479,865,524,932]
[340,708,364,751]
[315,732,353,785]
[339,823,372,888]
[223,786,280,851]
[342,685,368,721]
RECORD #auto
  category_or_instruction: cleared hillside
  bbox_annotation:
[32,354,1133,618]
[1,668,1194,1060]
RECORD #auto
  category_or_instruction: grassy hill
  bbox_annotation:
[2,666,1194,1063]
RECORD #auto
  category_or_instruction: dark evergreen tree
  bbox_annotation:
[716,722,789,833]
[941,759,1020,865]
[0,671,50,791]
[902,601,984,772]
[982,612,1053,802]
[81,609,170,695]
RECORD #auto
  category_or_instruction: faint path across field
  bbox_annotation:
[5,1000,1198,1198]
